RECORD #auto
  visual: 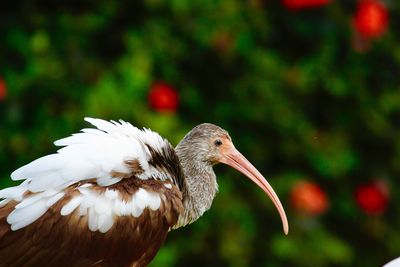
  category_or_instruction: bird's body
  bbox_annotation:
[0,181,182,267]
[0,118,288,267]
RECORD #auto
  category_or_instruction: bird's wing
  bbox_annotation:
[0,179,183,267]
[0,118,184,232]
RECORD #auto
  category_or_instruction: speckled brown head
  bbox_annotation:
[176,123,289,235]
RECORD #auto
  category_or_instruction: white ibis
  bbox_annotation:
[0,118,288,266]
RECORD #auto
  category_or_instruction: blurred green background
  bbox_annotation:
[0,0,399,266]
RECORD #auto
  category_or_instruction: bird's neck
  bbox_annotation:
[173,145,218,229]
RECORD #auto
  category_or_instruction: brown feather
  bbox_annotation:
[0,179,183,267]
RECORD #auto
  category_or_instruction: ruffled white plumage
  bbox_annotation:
[5,117,171,195]
[0,117,173,232]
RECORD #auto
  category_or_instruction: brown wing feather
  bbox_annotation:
[0,179,183,267]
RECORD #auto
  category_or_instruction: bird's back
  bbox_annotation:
[0,118,185,267]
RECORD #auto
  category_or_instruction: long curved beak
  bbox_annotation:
[219,147,289,235]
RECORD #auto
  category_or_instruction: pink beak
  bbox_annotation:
[220,147,289,235]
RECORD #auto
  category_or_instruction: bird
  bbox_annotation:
[384,257,400,267]
[0,118,288,267]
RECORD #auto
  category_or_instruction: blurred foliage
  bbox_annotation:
[1,0,400,266]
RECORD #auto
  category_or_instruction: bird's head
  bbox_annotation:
[177,123,289,235]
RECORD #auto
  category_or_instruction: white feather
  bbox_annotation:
[113,198,123,216]
[60,196,82,216]
[131,199,143,217]
[10,221,32,231]
[97,214,107,232]
[0,186,27,200]
[97,176,122,187]
[8,200,47,230]
[95,199,108,215]
[147,192,161,211]
[11,154,61,181]
[27,173,60,193]
[99,215,114,233]
[88,207,98,231]
[42,189,58,197]
[78,186,91,195]
[46,192,65,207]
[15,194,44,209]
[134,188,148,210]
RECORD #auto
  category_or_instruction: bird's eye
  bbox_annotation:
[214,139,223,147]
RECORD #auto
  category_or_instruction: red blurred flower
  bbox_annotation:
[282,0,330,10]
[148,82,179,113]
[290,180,329,215]
[0,78,7,102]
[355,180,389,215]
[353,0,389,38]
